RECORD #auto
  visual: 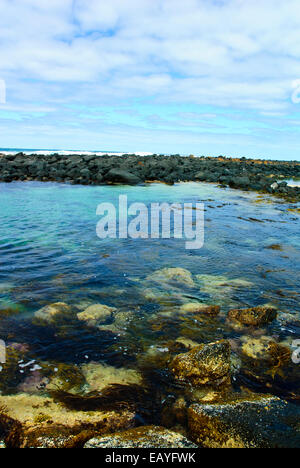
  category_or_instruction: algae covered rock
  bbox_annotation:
[77,304,116,328]
[0,393,135,448]
[188,395,300,448]
[34,302,74,325]
[170,340,231,387]
[146,267,195,288]
[228,306,277,326]
[84,426,198,448]
[241,336,291,365]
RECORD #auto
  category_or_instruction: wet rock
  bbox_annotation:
[180,303,220,316]
[34,302,74,325]
[77,304,116,328]
[170,340,231,387]
[228,306,277,327]
[147,267,195,288]
[188,395,300,448]
[84,426,198,448]
[0,393,135,448]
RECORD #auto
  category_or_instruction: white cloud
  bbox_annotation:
[0,0,299,112]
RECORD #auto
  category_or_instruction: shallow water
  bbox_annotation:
[0,181,299,407]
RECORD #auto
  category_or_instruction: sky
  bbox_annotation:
[0,0,300,160]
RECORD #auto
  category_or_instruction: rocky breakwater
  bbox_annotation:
[0,153,300,200]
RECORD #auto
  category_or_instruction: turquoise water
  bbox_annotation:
[0,181,299,403]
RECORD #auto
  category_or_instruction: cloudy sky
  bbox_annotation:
[0,0,300,159]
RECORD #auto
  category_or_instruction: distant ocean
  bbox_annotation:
[0,148,155,157]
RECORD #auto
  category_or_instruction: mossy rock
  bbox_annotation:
[228,306,277,326]
[170,340,231,387]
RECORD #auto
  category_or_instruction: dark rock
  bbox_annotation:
[104,168,141,185]
[188,395,300,448]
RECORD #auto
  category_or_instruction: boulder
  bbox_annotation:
[228,306,277,327]
[188,395,300,448]
[104,169,141,185]
[170,340,231,387]
[84,426,198,448]
[77,304,116,328]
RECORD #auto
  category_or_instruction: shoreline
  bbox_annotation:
[0,152,300,202]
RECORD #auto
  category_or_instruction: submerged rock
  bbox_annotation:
[0,393,135,448]
[180,303,220,316]
[195,274,253,301]
[34,302,74,325]
[188,395,300,448]
[84,426,198,448]
[170,340,231,387]
[147,267,195,288]
[241,336,291,365]
[81,362,143,393]
[228,306,277,326]
[77,304,116,328]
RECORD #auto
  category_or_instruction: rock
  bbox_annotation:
[228,306,277,326]
[180,303,220,316]
[241,336,291,365]
[77,304,116,327]
[0,393,135,448]
[104,169,141,185]
[188,395,300,448]
[266,243,283,251]
[84,426,198,448]
[34,302,74,325]
[81,362,143,393]
[147,267,195,288]
[170,340,231,387]
[196,274,253,299]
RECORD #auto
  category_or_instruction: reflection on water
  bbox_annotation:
[0,181,299,409]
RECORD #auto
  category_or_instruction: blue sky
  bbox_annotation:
[0,0,300,159]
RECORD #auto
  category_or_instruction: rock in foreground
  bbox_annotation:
[188,395,300,448]
[0,393,135,448]
[170,340,231,387]
[84,426,198,448]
